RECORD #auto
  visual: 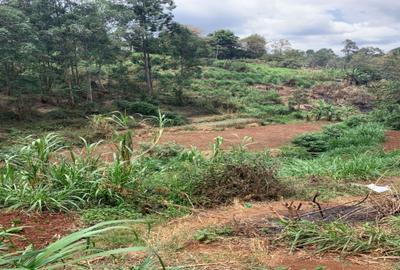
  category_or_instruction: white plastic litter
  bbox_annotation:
[365,184,391,193]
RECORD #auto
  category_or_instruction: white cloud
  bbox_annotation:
[174,0,400,52]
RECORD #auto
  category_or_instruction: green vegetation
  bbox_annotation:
[0,221,147,269]
[281,120,400,181]
[1,0,400,268]
[280,219,400,255]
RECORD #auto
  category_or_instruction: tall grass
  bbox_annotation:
[0,112,168,212]
[281,119,400,181]
[280,150,400,180]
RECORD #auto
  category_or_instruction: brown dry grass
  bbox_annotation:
[139,199,395,270]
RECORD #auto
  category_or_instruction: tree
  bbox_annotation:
[382,49,400,81]
[208,30,239,59]
[346,47,386,84]
[342,39,359,63]
[240,34,266,58]
[279,49,306,68]
[117,0,175,96]
[74,1,117,102]
[309,48,337,68]
[269,39,292,55]
[358,47,384,57]
[160,23,203,104]
[0,4,36,96]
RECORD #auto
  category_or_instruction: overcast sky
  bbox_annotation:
[174,0,400,53]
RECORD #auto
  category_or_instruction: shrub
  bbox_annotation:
[163,112,189,126]
[308,100,356,121]
[113,100,158,116]
[212,60,251,73]
[371,104,400,130]
[140,142,185,159]
[194,150,289,206]
[328,123,385,149]
[44,109,84,120]
[292,133,329,154]
[113,100,188,126]
[342,114,370,127]
[292,122,385,156]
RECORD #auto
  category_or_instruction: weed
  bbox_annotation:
[0,221,147,269]
[194,226,234,244]
[279,219,400,256]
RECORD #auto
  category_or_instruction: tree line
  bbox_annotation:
[0,0,399,106]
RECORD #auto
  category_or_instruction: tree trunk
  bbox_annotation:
[143,50,153,96]
[4,63,11,96]
[97,74,106,92]
[65,70,75,106]
[87,71,93,102]
[75,63,80,86]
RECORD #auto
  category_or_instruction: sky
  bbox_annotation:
[173,0,400,53]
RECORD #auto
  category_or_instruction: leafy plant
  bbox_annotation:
[0,221,147,269]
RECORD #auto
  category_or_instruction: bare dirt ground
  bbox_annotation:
[384,130,400,151]
[89,121,325,161]
[147,199,394,270]
[158,122,324,151]
[90,122,400,162]
[0,211,78,249]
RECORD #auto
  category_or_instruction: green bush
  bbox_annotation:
[163,112,189,126]
[292,122,385,156]
[328,123,385,149]
[212,60,251,73]
[292,133,329,154]
[371,104,400,130]
[113,100,188,126]
[113,100,158,116]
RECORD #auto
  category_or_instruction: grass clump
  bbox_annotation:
[113,100,188,126]
[194,226,234,244]
[279,219,400,256]
[293,122,385,156]
[281,120,399,181]
[81,207,143,225]
[280,150,400,180]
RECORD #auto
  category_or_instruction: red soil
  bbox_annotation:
[0,211,78,249]
[159,122,324,151]
[384,130,400,151]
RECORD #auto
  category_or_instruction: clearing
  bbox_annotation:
[158,122,324,151]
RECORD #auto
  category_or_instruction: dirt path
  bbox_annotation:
[147,199,393,270]
[159,122,324,151]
